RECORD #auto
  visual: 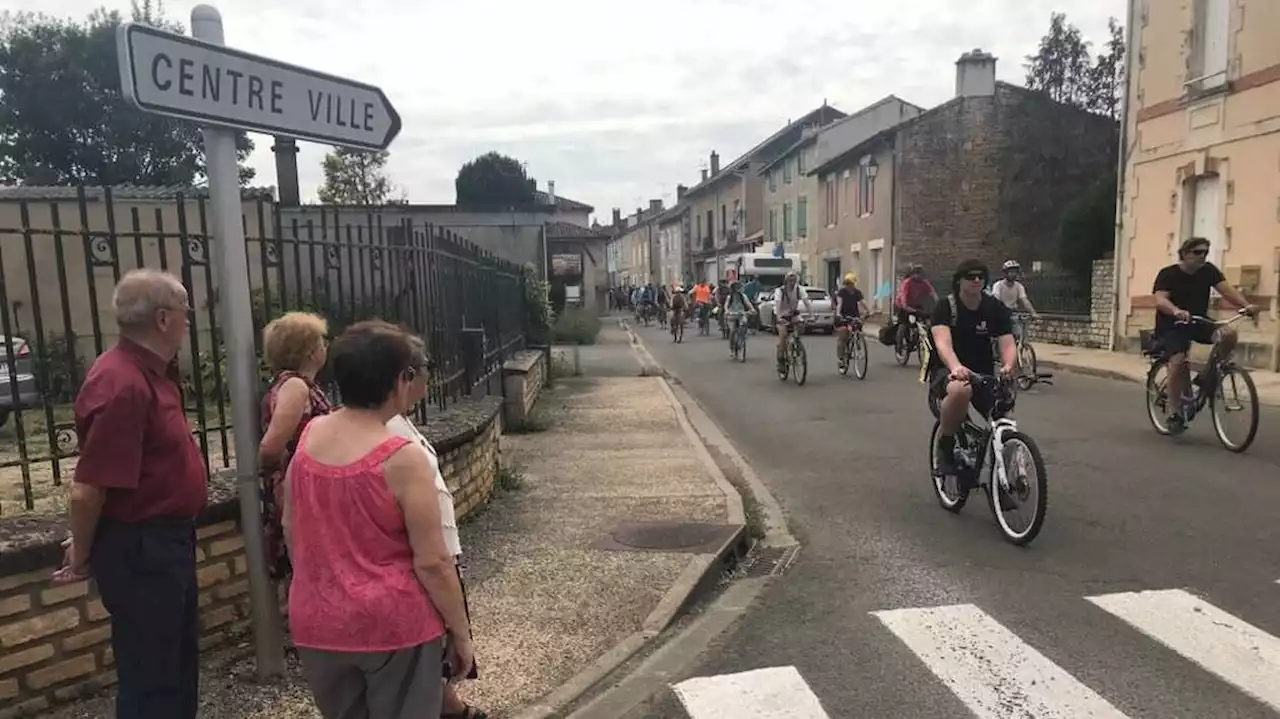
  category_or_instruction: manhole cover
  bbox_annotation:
[595,521,741,554]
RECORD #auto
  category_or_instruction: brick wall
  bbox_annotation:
[895,85,1118,275]
[0,395,513,716]
[1024,258,1115,349]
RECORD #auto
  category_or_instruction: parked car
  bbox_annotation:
[0,336,42,428]
[757,287,835,334]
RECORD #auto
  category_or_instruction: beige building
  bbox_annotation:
[1113,0,1280,368]
[758,128,820,284]
[682,105,847,283]
[655,194,691,287]
[607,201,664,286]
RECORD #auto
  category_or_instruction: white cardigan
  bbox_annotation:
[386,415,462,557]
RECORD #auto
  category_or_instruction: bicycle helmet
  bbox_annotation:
[1002,259,1021,271]
[843,272,857,286]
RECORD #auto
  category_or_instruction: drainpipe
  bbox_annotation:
[889,136,900,308]
[1108,0,1138,353]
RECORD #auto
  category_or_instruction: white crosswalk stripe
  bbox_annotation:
[667,583,1280,718]
[672,666,830,719]
[872,603,1130,718]
[1086,588,1280,712]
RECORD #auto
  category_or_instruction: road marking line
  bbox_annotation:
[672,665,829,718]
[1087,588,1280,711]
[872,603,1129,718]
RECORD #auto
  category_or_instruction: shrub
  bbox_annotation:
[550,305,600,345]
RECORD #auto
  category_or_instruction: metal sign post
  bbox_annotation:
[116,4,402,678]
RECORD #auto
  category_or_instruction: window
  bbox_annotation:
[858,162,876,216]
[696,214,702,241]
[824,176,839,226]
[1179,175,1224,268]
[783,160,792,184]
[797,148,808,175]
[1190,0,1229,91]
[797,196,808,237]
[769,170,776,192]
[783,202,793,242]
[769,208,778,242]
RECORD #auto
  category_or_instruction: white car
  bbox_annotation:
[757,286,835,334]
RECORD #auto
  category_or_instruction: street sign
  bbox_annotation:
[116,22,401,151]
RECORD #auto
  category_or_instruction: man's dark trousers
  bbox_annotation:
[91,517,200,719]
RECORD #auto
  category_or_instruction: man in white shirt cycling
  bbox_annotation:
[991,260,1039,344]
[773,271,813,372]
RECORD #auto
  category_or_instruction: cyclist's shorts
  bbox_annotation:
[1155,324,1215,356]
[927,367,1014,418]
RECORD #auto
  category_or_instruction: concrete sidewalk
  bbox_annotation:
[43,325,745,719]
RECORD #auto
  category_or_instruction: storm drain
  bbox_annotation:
[744,544,801,577]
[594,521,741,554]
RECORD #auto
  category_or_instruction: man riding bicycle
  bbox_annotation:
[655,284,670,327]
[895,264,938,347]
[929,259,1016,483]
[834,272,872,366]
[991,260,1039,342]
[692,282,713,327]
[720,281,758,354]
[670,285,689,326]
[774,271,813,372]
[1152,237,1257,433]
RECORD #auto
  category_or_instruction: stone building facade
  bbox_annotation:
[894,51,1118,277]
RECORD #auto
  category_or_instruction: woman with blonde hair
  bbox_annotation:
[258,311,333,580]
[284,320,472,718]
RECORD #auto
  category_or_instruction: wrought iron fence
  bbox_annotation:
[921,265,1092,316]
[0,186,526,514]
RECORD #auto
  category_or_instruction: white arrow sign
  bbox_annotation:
[117,22,401,151]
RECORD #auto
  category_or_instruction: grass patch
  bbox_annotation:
[494,461,526,493]
[550,305,602,345]
[505,406,554,434]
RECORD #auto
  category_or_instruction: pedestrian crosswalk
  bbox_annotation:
[669,581,1280,718]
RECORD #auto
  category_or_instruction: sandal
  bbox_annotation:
[442,705,489,719]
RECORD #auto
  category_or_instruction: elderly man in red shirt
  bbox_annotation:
[54,268,207,719]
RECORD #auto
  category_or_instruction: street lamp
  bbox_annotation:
[865,157,879,179]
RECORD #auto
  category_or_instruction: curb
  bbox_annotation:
[511,324,749,719]
[1034,359,1142,385]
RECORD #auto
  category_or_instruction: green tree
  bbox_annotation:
[1086,17,1126,120]
[1059,173,1118,278]
[1024,13,1093,108]
[0,2,255,187]
[455,151,534,207]
[316,147,400,205]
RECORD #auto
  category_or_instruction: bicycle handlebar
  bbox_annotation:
[1179,308,1256,327]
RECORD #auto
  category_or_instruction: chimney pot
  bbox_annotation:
[710,151,720,175]
[955,48,997,98]
[677,184,688,200]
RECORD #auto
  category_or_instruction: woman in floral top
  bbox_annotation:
[258,312,332,580]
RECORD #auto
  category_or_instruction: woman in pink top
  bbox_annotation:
[284,320,473,719]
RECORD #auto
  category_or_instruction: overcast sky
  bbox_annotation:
[29,0,1122,220]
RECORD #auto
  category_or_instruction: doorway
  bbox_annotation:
[825,259,842,294]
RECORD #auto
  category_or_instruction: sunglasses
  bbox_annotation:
[963,273,986,281]
[1187,248,1209,256]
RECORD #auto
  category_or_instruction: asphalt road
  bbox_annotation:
[621,320,1280,719]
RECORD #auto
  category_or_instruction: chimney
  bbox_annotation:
[701,168,709,182]
[955,48,997,98]
[677,184,688,201]
[612,208,622,226]
[649,199,663,213]
[528,178,537,194]
[547,180,556,206]
[710,151,720,175]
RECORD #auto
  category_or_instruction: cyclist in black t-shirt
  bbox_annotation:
[1152,237,1256,432]
[833,272,871,366]
[928,259,1016,479]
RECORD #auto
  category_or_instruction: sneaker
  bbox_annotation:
[1167,413,1187,435]
[936,439,960,478]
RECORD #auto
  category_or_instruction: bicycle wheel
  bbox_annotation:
[928,422,968,512]
[895,334,911,365]
[838,334,851,376]
[791,337,808,386]
[1016,342,1038,391]
[1211,365,1259,453]
[990,430,1048,546]
[853,333,868,380]
[1144,360,1172,435]
[737,326,748,363]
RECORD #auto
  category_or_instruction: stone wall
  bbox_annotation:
[0,395,513,716]
[895,84,1117,274]
[1024,258,1115,349]
[502,349,548,426]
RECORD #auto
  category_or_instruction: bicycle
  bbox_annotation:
[776,313,808,385]
[728,311,753,362]
[1143,310,1259,452]
[895,310,929,367]
[671,309,685,343]
[697,303,711,336]
[928,373,1048,546]
[1010,313,1039,391]
[836,317,869,380]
